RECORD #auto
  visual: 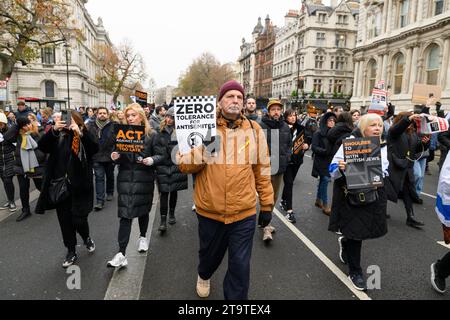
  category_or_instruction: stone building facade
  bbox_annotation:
[351,0,450,111]
[5,0,123,110]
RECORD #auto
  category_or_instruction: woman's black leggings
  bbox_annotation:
[118,215,149,255]
[1,175,15,202]
[160,191,178,216]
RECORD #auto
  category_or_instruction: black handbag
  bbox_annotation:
[48,175,70,206]
[344,187,379,207]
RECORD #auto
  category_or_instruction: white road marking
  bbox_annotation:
[273,208,372,300]
[104,190,158,300]
[437,241,450,249]
[0,190,40,223]
[421,192,437,199]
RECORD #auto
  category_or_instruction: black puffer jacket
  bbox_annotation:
[87,120,115,163]
[327,122,353,157]
[311,112,336,178]
[258,115,292,175]
[3,124,46,177]
[115,132,156,219]
[36,128,99,216]
[0,127,15,178]
[153,125,188,193]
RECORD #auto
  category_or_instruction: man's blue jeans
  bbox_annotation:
[93,162,115,204]
[316,175,330,205]
[414,158,427,196]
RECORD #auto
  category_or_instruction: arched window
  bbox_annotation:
[426,44,440,85]
[45,80,55,98]
[367,59,377,95]
[393,54,405,94]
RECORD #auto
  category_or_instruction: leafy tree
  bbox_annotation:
[0,0,78,79]
[310,90,316,98]
[176,52,236,96]
[94,40,147,105]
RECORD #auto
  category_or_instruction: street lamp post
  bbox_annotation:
[64,42,70,110]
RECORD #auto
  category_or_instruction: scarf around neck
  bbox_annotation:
[20,133,39,173]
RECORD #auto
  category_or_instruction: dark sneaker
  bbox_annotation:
[85,237,95,253]
[348,273,367,291]
[431,262,446,294]
[106,194,113,201]
[0,202,10,210]
[9,202,17,212]
[280,200,288,212]
[338,236,347,264]
[94,202,104,211]
[62,252,78,268]
[285,212,296,224]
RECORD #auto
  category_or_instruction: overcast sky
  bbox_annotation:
[85,0,319,89]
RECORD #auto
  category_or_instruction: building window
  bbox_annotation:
[393,54,405,94]
[337,14,348,24]
[336,34,346,48]
[313,79,322,92]
[435,0,444,15]
[334,80,345,94]
[399,0,409,28]
[426,45,440,85]
[299,35,304,48]
[368,12,382,38]
[318,13,327,23]
[300,56,304,70]
[367,60,377,95]
[328,79,333,93]
[41,47,55,64]
[315,56,324,69]
[335,56,346,70]
[45,80,55,98]
[316,33,326,46]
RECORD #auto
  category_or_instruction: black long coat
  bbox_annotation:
[327,122,353,157]
[87,120,116,163]
[115,132,156,219]
[258,115,292,176]
[386,117,424,202]
[36,129,99,217]
[3,125,46,178]
[0,128,15,178]
[287,120,313,166]
[153,126,187,193]
[311,112,336,178]
[328,129,388,240]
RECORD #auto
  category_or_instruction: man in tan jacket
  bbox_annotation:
[178,80,274,300]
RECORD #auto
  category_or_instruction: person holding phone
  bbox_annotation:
[36,111,99,268]
[107,103,157,269]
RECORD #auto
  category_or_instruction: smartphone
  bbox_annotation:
[413,105,423,115]
[61,110,71,128]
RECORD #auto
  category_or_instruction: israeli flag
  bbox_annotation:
[436,153,450,227]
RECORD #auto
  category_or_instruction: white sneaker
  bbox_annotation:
[107,253,128,268]
[138,237,149,253]
[192,204,196,211]
[196,275,210,298]
[263,227,273,242]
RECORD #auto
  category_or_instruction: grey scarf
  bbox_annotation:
[20,133,39,174]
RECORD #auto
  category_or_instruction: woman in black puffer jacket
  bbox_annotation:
[0,113,16,212]
[152,107,187,233]
[107,103,157,269]
[3,116,46,221]
[327,112,355,157]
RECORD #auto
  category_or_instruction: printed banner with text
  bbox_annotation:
[343,137,383,190]
[174,96,217,154]
[114,124,145,154]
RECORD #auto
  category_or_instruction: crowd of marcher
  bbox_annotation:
[0,81,449,299]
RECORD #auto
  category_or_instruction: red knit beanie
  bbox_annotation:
[218,80,245,102]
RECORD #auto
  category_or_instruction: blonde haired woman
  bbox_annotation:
[328,114,389,291]
[107,103,157,268]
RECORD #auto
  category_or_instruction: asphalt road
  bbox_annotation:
[0,155,448,300]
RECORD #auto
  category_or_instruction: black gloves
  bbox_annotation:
[258,211,272,228]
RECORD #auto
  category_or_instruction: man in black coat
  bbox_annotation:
[14,101,34,118]
[258,99,292,242]
[244,98,260,121]
[87,107,116,211]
